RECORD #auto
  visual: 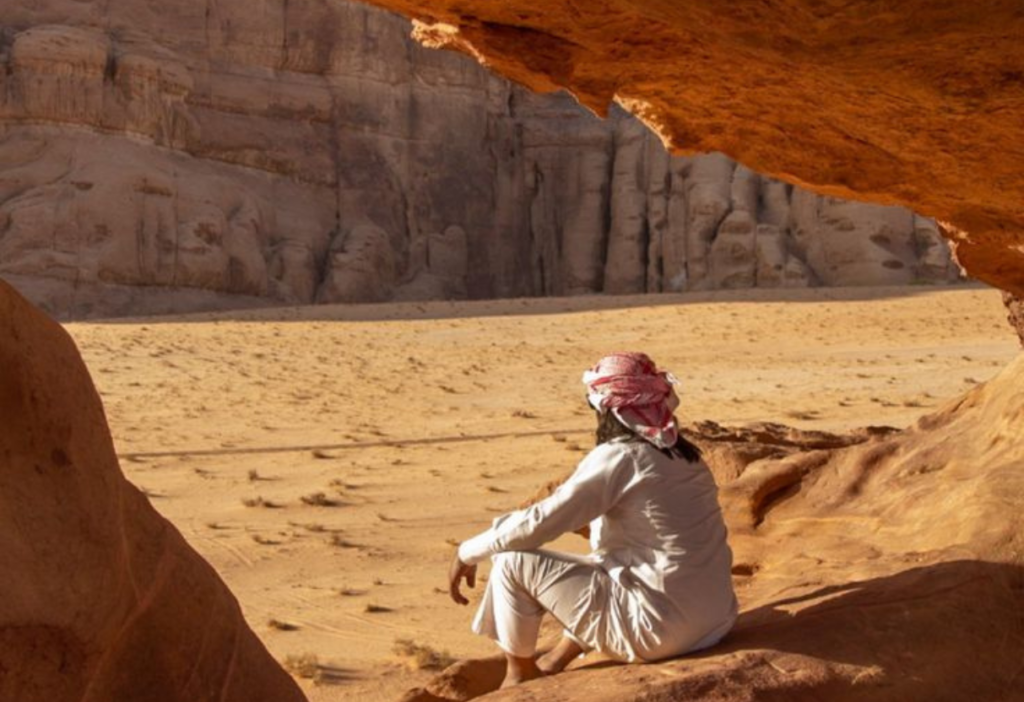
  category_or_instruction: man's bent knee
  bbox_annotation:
[492,551,541,588]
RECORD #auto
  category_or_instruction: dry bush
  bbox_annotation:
[364,603,392,613]
[392,638,456,670]
[241,496,281,508]
[283,652,319,678]
[301,492,338,507]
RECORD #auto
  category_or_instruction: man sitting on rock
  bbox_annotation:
[449,352,738,687]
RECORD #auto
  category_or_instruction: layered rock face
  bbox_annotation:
[0,1,958,317]
[0,281,305,702]
[403,357,1024,702]
[370,0,1024,300]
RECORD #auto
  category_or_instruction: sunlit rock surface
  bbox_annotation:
[0,1,958,318]
[401,356,1024,701]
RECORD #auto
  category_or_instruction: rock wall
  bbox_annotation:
[361,0,1024,300]
[0,1,959,318]
[0,281,306,702]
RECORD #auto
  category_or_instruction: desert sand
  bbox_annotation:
[63,285,1019,701]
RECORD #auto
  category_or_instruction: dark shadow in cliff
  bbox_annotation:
[83,283,985,325]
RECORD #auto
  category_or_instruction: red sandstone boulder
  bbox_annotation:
[0,279,306,702]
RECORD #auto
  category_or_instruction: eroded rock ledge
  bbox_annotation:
[363,0,1024,298]
[401,356,1024,702]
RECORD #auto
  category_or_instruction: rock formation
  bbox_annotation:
[0,280,306,702]
[371,0,1024,300]
[1005,294,1024,347]
[0,1,960,318]
[400,356,1024,702]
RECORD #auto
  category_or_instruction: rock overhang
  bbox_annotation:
[362,0,1024,297]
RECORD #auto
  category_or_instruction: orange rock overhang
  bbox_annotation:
[357,0,1024,296]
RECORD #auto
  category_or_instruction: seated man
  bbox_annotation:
[449,352,738,687]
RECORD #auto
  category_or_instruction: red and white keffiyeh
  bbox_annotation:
[582,352,681,449]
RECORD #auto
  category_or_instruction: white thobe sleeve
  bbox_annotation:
[457,442,631,565]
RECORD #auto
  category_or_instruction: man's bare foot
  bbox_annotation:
[501,656,544,688]
[536,637,585,675]
[534,650,559,675]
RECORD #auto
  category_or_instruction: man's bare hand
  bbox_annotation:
[448,550,477,605]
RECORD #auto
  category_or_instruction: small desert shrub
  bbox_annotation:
[283,652,319,678]
[301,492,337,507]
[364,603,392,613]
[392,638,455,670]
[242,496,281,508]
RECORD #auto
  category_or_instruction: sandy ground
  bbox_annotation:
[64,285,1019,701]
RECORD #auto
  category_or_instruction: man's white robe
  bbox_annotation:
[458,437,738,661]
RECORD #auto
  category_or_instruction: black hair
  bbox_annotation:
[594,409,702,462]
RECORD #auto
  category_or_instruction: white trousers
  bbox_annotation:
[471,549,733,662]
[471,549,596,658]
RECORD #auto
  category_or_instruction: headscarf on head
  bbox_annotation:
[582,352,681,450]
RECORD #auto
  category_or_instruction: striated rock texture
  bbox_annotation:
[1005,294,1024,347]
[0,280,306,702]
[0,1,959,318]
[400,356,1024,702]
[367,0,1024,300]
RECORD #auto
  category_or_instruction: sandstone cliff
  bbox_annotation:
[0,1,958,318]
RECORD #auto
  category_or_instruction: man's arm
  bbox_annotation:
[457,442,629,565]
